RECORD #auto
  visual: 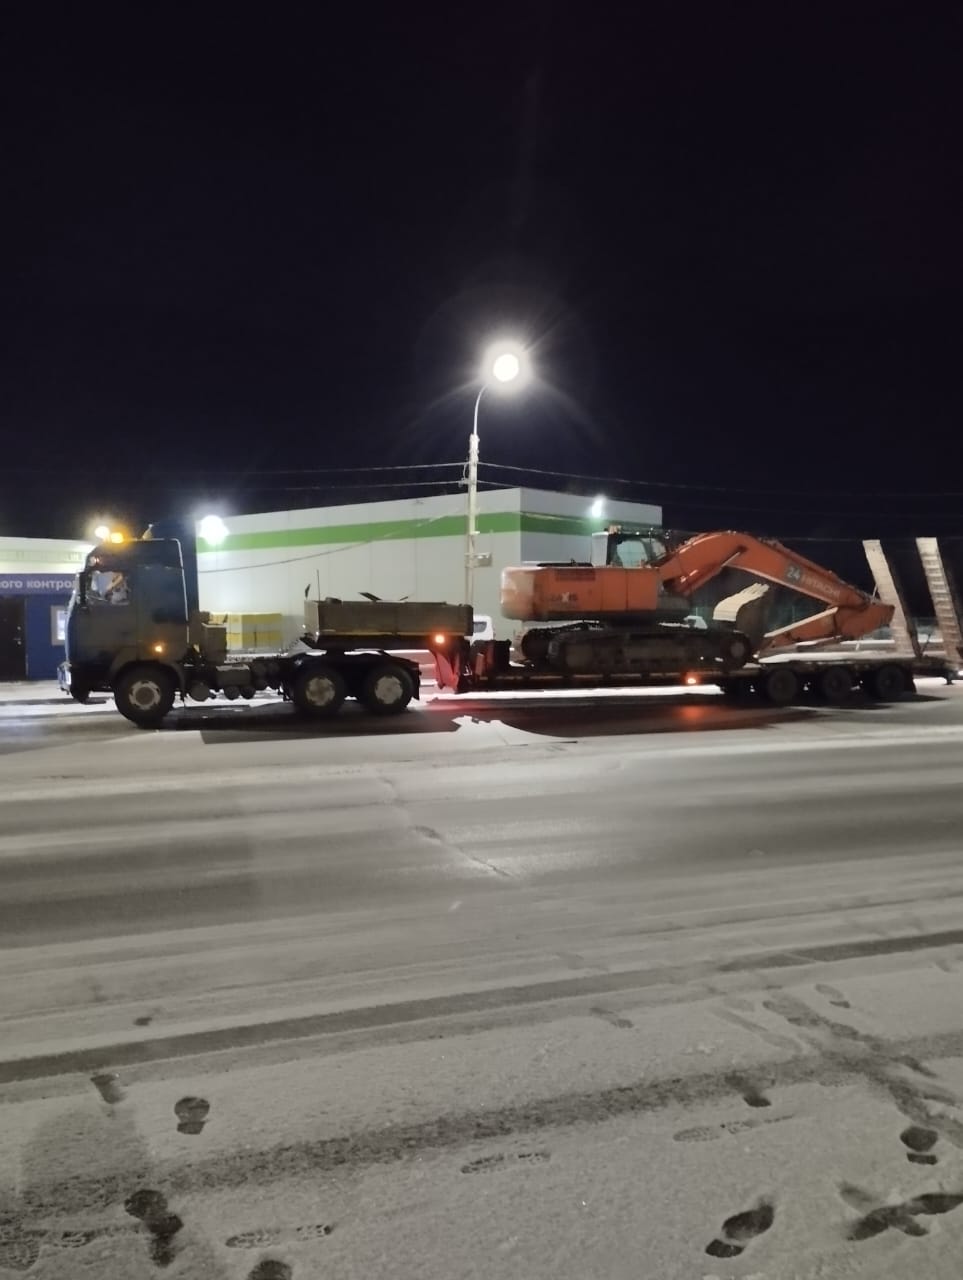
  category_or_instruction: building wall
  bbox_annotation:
[0,539,91,680]
[196,489,663,643]
[515,488,662,564]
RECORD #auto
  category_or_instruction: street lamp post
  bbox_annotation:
[465,343,530,609]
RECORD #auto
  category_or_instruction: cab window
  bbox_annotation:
[87,569,131,605]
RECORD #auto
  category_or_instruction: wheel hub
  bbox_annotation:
[305,676,336,706]
[373,674,404,704]
[130,680,162,711]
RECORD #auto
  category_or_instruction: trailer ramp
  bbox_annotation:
[916,538,963,664]
[862,540,920,658]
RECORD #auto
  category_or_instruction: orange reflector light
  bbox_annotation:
[152,643,165,654]
[433,633,446,645]
[684,674,699,686]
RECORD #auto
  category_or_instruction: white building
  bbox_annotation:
[196,487,662,643]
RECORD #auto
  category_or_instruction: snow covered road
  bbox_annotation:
[1,685,963,1278]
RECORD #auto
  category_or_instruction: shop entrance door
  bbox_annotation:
[0,598,27,680]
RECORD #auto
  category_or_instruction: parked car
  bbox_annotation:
[470,614,495,642]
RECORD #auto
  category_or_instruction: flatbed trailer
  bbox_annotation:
[435,641,956,706]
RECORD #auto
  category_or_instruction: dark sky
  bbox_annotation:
[4,4,963,550]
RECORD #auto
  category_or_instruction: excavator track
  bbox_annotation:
[523,623,753,676]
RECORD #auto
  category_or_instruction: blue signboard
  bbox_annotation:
[0,574,76,595]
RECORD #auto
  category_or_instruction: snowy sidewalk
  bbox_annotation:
[0,680,85,706]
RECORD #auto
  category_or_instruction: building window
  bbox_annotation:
[51,606,67,645]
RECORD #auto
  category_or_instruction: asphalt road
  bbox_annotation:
[2,683,963,1279]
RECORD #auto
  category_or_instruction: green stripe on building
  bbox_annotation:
[198,511,614,554]
[0,547,87,566]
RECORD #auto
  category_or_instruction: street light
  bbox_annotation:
[198,514,229,546]
[591,496,605,520]
[466,340,531,607]
[94,524,111,542]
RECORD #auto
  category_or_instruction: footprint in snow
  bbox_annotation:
[174,1096,210,1134]
[226,1224,332,1248]
[0,1230,42,1273]
[247,1262,294,1280]
[840,1181,963,1240]
[123,1188,184,1269]
[815,983,851,1009]
[705,1200,775,1258]
[901,1125,939,1165]
[91,1071,126,1104]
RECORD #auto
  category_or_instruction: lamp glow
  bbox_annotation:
[199,514,229,546]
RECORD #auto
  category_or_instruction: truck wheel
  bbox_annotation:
[815,665,853,704]
[864,663,907,701]
[759,666,800,706]
[291,664,347,717]
[114,665,176,728]
[360,662,414,715]
[69,682,90,704]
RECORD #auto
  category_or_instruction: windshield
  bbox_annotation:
[611,536,667,568]
[85,568,131,605]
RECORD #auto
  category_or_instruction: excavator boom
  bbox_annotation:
[655,531,894,650]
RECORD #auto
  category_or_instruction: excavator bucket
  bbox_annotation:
[712,582,772,651]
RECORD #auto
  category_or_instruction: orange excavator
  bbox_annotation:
[500,526,894,676]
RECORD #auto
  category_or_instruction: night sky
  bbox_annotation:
[4,5,963,560]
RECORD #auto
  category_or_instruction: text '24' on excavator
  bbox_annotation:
[499,526,894,676]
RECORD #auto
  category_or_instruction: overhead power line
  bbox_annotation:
[480,460,963,501]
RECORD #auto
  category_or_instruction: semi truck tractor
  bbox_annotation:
[59,537,469,726]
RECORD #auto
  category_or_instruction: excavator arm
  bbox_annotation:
[655,531,894,650]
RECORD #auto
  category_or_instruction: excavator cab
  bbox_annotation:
[590,526,670,570]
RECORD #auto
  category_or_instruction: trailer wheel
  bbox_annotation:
[360,662,414,715]
[759,667,800,706]
[863,663,907,702]
[114,664,176,728]
[815,665,853,704]
[291,664,347,717]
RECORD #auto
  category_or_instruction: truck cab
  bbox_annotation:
[61,539,190,701]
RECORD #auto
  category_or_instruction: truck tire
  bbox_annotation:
[815,665,853,704]
[114,665,176,728]
[360,662,414,715]
[863,663,907,702]
[291,664,347,717]
[759,666,800,706]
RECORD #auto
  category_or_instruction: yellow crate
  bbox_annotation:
[225,613,284,652]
